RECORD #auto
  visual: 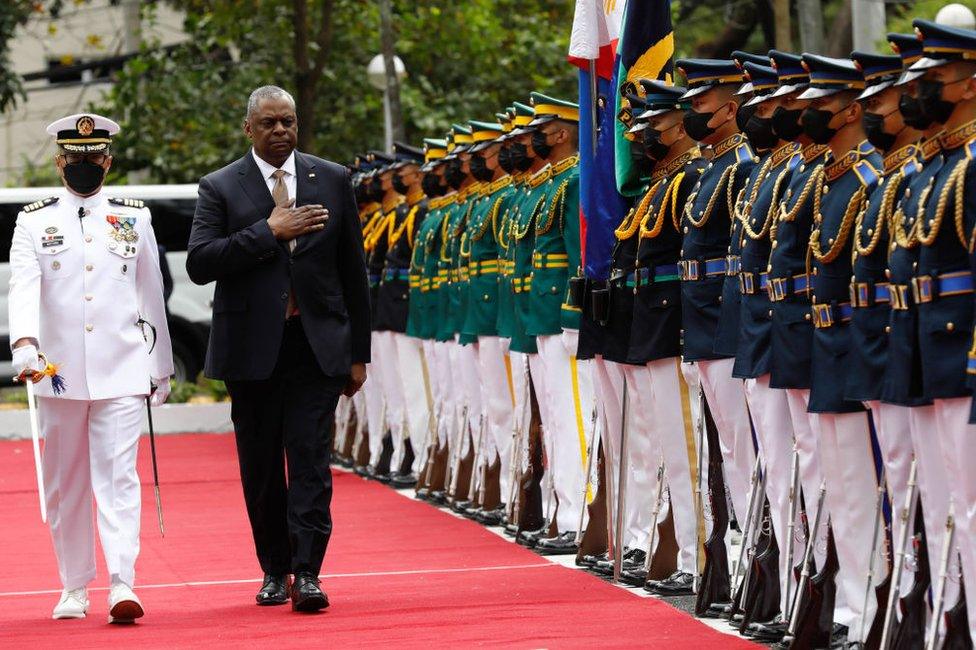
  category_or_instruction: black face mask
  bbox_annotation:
[683,108,717,141]
[62,161,105,196]
[735,102,757,133]
[498,145,517,174]
[800,106,842,145]
[508,141,533,172]
[421,173,446,197]
[899,93,933,130]
[392,173,409,195]
[444,158,465,190]
[470,155,494,182]
[642,125,673,162]
[771,106,804,141]
[743,114,779,150]
[863,110,898,152]
[917,78,957,126]
[368,177,384,202]
[354,181,370,205]
[530,130,553,159]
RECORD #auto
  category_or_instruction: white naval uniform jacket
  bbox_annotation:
[8,189,174,400]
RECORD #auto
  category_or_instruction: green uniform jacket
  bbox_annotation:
[414,195,453,340]
[496,175,528,340]
[463,175,515,337]
[510,155,582,352]
[407,197,447,339]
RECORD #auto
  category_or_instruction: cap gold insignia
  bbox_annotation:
[77,116,95,137]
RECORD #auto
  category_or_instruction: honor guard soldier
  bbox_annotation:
[674,57,757,551]
[732,58,804,634]
[360,151,398,480]
[460,118,515,524]
[623,82,708,596]
[879,32,954,641]
[8,113,174,621]
[902,19,976,642]
[376,142,429,487]
[796,53,884,646]
[763,55,833,632]
[413,139,454,501]
[588,83,656,577]
[846,49,922,626]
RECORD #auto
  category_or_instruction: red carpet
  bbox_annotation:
[0,432,757,648]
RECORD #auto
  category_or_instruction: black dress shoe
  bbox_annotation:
[415,487,431,501]
[353,465,369,477]
[477,507,505,526]
[577,552,608,568]
[516,526,546,547]
[256,574,290,606]
[389,472,417,489]
[645,570,695,596]
[748,618,787,643]
[620,566,648,587]
[290,573,329,612]
[536,531,579,556]
[450,499,472,514]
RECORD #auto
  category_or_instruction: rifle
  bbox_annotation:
[925,514,956,650]
[514,374,545,536]
[612,380,631,584]
[575,407,600,545]
[791,522,839,648]
[785,480,826,642]
[737,501,781,633]
[783,447,802,613]
[643,459,667,573]
[693,395,732,616]
[880,460,918,649]
[730,455,766,614]
[859,468,890,649]
[887,505,930,649]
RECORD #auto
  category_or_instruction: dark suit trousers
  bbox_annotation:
[226,318,346,576]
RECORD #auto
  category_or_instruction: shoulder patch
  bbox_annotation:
[22,196,59,213]
[108,197,145,209]
[852,159,880,188]
[735,143,754,164]
[966,138,976,160]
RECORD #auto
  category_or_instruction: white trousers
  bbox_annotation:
[906,404,959,614]
[694,358,755,529]
[374,331,406,461]
[395,334,431,474]
[509,350,532,495]
[454,340,482,458]
[617,363,660,553]
[785,388,828,571]
[810,410,881,640]
[40,395,144,590]
[363,332,387,465]
[432,341,457,448]
[477,336,514,501]
[535,332,592,533]
[592,357,629,546]
[865,401,915,597]
[642,358,700,572]
[933,397,976,640]
[745,374,798,614]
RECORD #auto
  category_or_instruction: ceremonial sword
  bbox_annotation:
[14,356,50,524]
[138,318,165,537]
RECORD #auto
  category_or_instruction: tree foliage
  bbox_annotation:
[93,0,577,183]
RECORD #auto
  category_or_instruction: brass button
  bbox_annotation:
[804,313,811,320]
[768,309,773,317]
[885,326,891,334]
[51,261,60,270]
[662,299,668,306]
[947,322,955,331]
[885,269,891,279]
[84,235,92,243]
[85,324,93,332]
[85,264,93,271]
[84,294,92,301]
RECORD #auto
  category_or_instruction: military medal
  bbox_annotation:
[107,215,139,243]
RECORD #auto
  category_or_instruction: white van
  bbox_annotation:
[0,184,213,383]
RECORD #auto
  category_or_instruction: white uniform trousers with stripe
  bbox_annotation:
[363,332,387,465]
[374,331,407,464]
[477,336,514,501]
[454,340,482,461]
[40,395,144,590]
[395,334,432,474]
[535,332,592,533]
[784,388,828,571]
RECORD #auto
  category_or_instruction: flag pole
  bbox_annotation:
[588,59,598,158]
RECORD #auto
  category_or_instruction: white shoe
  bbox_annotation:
[52,588,89,620]
[107,582,144,624]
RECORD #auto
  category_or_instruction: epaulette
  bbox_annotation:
[966,137,976,161]
[108,197,145,209]
[735,143,755,165]
[852,159,881,188]
[787,153,802,171]
[551,154,580,177]
[857,140,876,156]
[22,196,59,213]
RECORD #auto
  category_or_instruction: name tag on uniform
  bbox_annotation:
[42,235,65,248]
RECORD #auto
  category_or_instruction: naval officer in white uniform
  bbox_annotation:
[7,113,173,622]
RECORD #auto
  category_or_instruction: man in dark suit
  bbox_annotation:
[187,85,369,612]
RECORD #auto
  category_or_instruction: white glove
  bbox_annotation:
[150,377,171,407]
[12,344,39,377]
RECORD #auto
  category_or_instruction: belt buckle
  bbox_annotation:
[681,260,700,281]
[913,276,934,304]
[770,278,787,302]
[812,303,833,328]
[739,272,754,295]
